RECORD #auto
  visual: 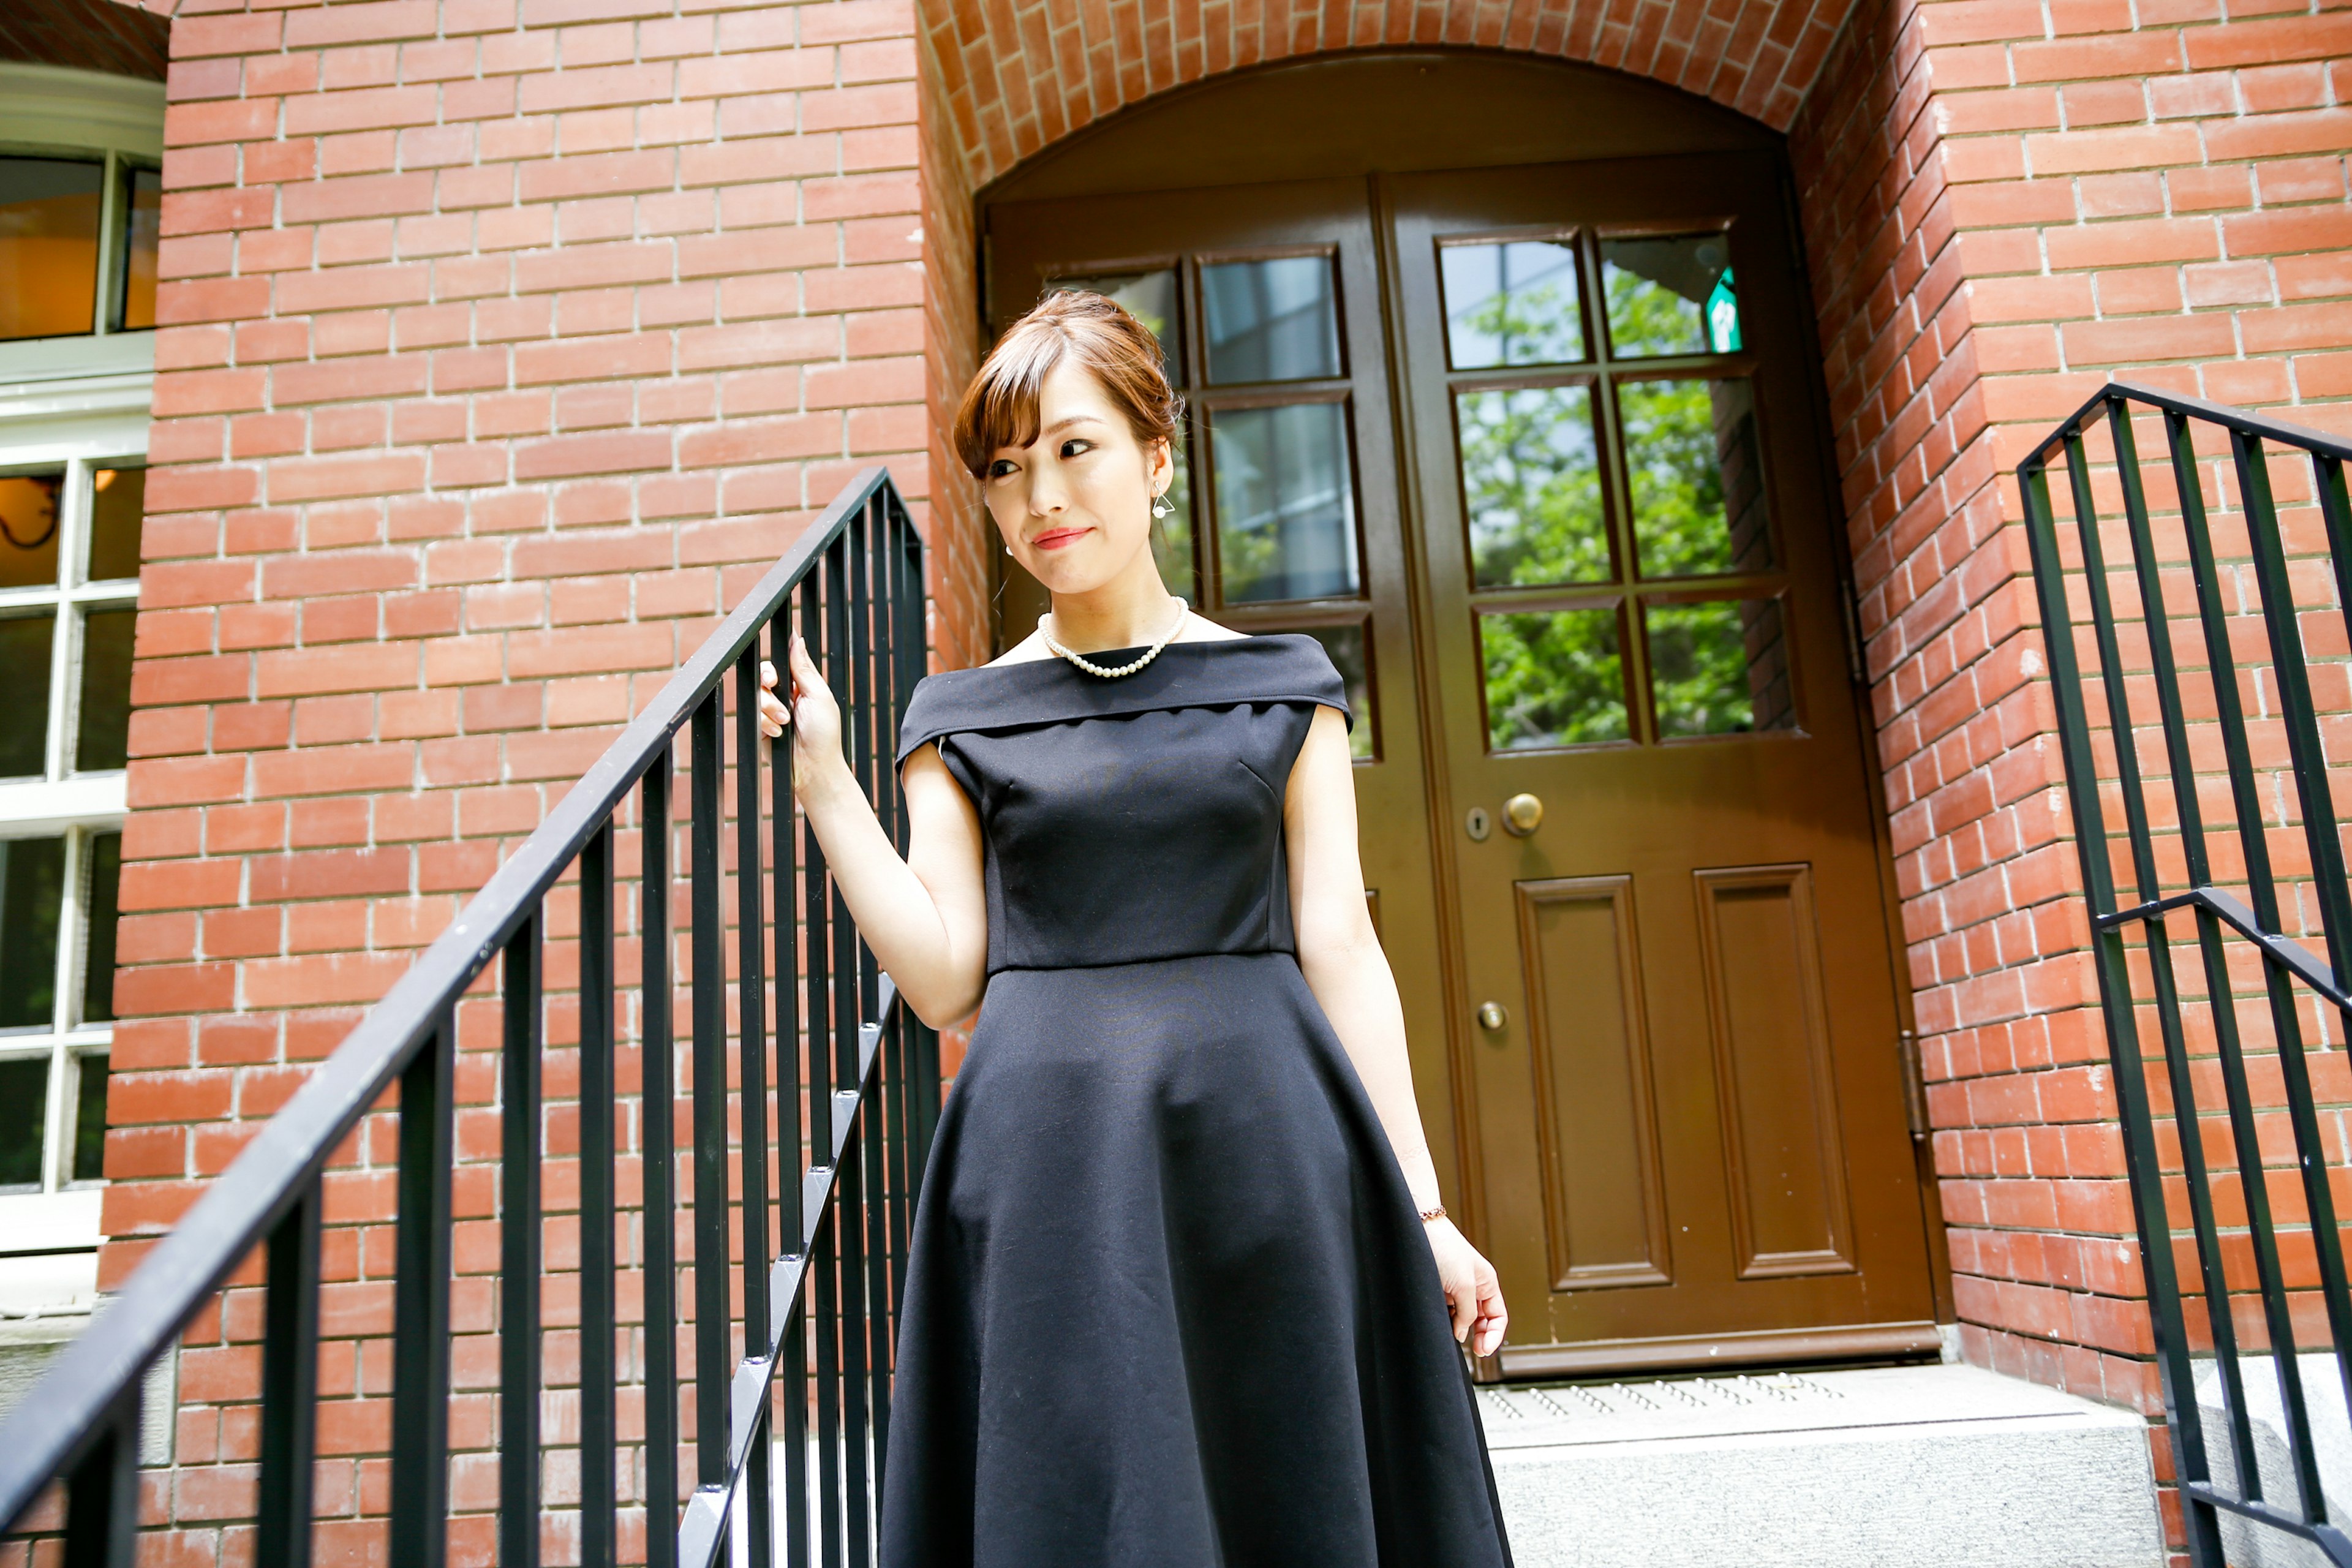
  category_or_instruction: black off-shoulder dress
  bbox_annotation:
[878,633,1514,1568]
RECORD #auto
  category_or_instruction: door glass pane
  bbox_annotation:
[1210,402,1360,603]
[1646,597,1796,737]
[0,1057,48,1189]
[0,616,56,777]
[1602,232,1740,358]
[73,1054,108,1182]
[0,835,65,1030]
[0,472,64,589]
[1048,269,1180,379]
[82,832,121,1027]
[1202,255,1340,384]
[1480,606,1627,751]
[120,166,162,332]
[1441,239,1585,368]
[77,606,137,773]
[1457,385,1608,589]
[1621,377,1772,579]
[1286,623,1375,761]
[0,159,105,342]
[88,465,146,582]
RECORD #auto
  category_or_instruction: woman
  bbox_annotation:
[759,289,1514,1566]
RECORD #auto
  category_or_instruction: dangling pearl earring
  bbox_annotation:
[1152,488,1172,519]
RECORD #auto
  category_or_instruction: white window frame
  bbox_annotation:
[0,61,162,1298]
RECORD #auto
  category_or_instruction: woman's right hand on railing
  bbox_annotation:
[758,637,846,794]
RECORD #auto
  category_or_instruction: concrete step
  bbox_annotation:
[1481,1362,2164,1568]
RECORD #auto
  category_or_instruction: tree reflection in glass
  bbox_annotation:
[1480,608,1627,751]
[1456,385,1607,589]
[1620,377,1771,579]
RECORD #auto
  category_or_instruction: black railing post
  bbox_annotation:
[501,909,545,1568]
[62,1389,138,1568]
[688,692,729,1504]
[2019,449,2218,1563]
[389,1011,454,1568]
[581,821,618,1568]
[255,1180,321,1568]
[772,611,811,1568]
[641,753,679,1568]
[733,647,775,1568]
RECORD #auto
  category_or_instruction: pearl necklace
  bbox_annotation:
[1040,597,1191,679]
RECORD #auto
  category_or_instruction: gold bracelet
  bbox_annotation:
[1419,1204,1447,1223]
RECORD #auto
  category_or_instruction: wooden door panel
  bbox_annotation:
[1516,875,1672,1292]
[1693,863,1856,1280]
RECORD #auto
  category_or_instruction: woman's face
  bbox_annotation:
[985,357,1171,599]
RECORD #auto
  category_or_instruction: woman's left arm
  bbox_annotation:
[1286,705,1507,1358]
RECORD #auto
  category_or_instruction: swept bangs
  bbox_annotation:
[954,289,1181,478]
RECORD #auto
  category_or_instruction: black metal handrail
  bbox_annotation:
[0,467,935,1567]
[2021,383,2352,1567]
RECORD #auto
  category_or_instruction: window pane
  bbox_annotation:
[1210,402,1360,604]
[1621,377,1773,579]
[1646,597,1796,737]
[1456,386,1608,589]
[1048,270,1180,380]
[0,837,65,1031]
[0,616,56,778]
[88,464,146,582]
[82,832,121,1027]
[1202,255,1340,385]
[1286,623,1374,761]
[0,159,105,342]
[1480,607,1627,752]
[73,1054,108,1182]
[119,167,161,332]
[75,606,136,774]
[0,472,64,589]
[1602,232,1740,358]
[0,1058,49,1189]
[1441,239,1585,368]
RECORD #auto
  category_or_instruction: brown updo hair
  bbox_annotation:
[954,290,1182,480]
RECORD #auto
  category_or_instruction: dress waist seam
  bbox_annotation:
[984,948,1297,978]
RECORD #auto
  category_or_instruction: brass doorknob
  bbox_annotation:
[1503,793,1544,836]
[1476,1001,1507,1031]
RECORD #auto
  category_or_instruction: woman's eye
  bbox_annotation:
[987,459,1017,478]
[1060,438,1093,459]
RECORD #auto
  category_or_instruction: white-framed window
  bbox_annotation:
[0,59,160,1313]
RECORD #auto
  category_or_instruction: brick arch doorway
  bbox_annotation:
[977,50,1949,1378]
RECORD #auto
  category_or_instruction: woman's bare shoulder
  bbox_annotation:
[984,631,1056,668]
[1174,614,1249,643]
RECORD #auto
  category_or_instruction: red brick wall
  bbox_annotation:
[1791,0,2352,1551]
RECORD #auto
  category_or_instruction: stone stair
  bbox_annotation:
[1482,1362,2164,1567]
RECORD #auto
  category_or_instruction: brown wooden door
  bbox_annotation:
[1386,153,1939,1376]
[984,151,1939,1378]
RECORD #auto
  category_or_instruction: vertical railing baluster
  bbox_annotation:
[2113,403,2268,1525]
[642,753,679,1568]
[734,647,776,1568]
[690,693,729,1515]
[829,517,872,1567]
[501,909,545,1568]
[773,613,810,1568]
[62,1387,138,1568]
[255,1180,322,1568]
[2227,426,2352,1506]
[818,537,851,1568]
[390,1010,454,1568]
[2072,408,2237,1554]
[581,822,618,1568]
[2019,446,2217,1561]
